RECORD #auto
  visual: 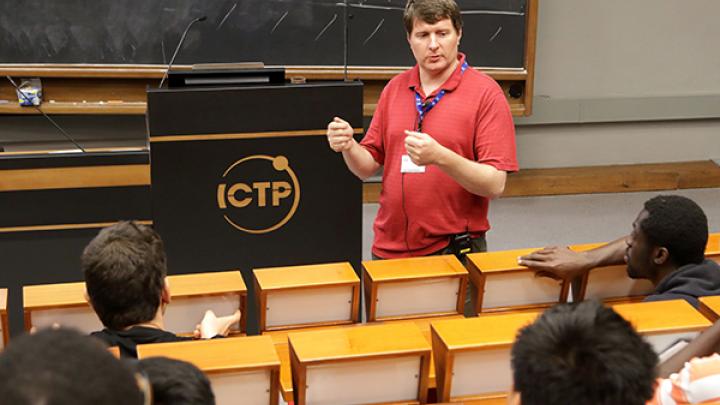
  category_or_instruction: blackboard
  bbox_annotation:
[0,0,527,68]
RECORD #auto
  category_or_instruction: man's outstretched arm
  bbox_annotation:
[517,236,628,281]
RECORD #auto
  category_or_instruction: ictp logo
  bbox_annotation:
[217,155,300,234]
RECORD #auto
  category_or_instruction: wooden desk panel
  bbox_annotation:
[137,336,280,405]
[23,271,247,334]
[254,262,359,332]
[612,300,712,354]
[466,249,568,315]
[289,323,432,405]
[431,312,540,402]
[363,255,468,321]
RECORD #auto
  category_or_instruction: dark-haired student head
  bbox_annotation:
[82,221,241,358]
[0,328,144,405]
[82,220,169,331]
[623,195,720,308]
[626,195,709,281]
[509,301,658,405]
[137,357,215,405]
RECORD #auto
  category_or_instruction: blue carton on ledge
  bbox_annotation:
[16,78,43,106]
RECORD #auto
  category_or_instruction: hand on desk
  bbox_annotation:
[518,246,593,282]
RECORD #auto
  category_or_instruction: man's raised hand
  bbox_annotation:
[326,117,355,152]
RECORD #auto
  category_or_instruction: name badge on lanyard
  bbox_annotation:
[401,60,469,175]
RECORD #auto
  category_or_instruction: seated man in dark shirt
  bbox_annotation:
[519,195,720,308]
[82,220,240,358]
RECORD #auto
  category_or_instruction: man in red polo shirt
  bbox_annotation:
[327,0,517,260]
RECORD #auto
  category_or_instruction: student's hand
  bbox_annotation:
[197,309,241,339]
[518,246,593,281]
[327,117,355,152]
[404,130,446,166]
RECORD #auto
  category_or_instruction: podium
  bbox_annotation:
[147,80,364,333]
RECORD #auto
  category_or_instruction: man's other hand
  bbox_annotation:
[404,130,446,166]
[327,116,355,152]
[518,246,593,281]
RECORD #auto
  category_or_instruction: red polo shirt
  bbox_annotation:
[361,53,518,258]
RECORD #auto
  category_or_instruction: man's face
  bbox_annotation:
[625,210,655,279]
[407,17,461,77]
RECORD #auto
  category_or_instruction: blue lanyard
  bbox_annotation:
[414,61,469,131]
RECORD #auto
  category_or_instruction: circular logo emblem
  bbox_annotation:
[217,155,300,234]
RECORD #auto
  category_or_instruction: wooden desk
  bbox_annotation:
[264,322,364,403]
[254,262,359,332]
[137,335,280,405]
[0,288,7,348]
[266,314,464,403]
[23,270,247,334]
[698,295,720,321]
[430,312,540,402]
[289,322,432,405]
[466,248,568,315]
[579,234,720,302]
[363,255,468,321]
[612,300,712,354]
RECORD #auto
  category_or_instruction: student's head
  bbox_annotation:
[626,195,708,280]
[82,221,168,330]
[403,0,463,75]
[137,357,215,405]
[0,328,144,405]
[510,301,657,405]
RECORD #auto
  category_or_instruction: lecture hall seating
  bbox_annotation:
[430,312,540,403]
[612,299,712,354]
[137,335,280,405]
[363,255,468,321]
[253,262,360,332]
[23,270,247,335]
[289,322,432,405]
[465,248,569,315]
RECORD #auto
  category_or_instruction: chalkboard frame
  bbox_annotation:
[0,0,537,115]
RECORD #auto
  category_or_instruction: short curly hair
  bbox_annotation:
[641,195,708,266]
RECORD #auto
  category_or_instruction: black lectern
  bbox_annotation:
[147,80,364,333]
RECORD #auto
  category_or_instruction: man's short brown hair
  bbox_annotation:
[403,0,463,34]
